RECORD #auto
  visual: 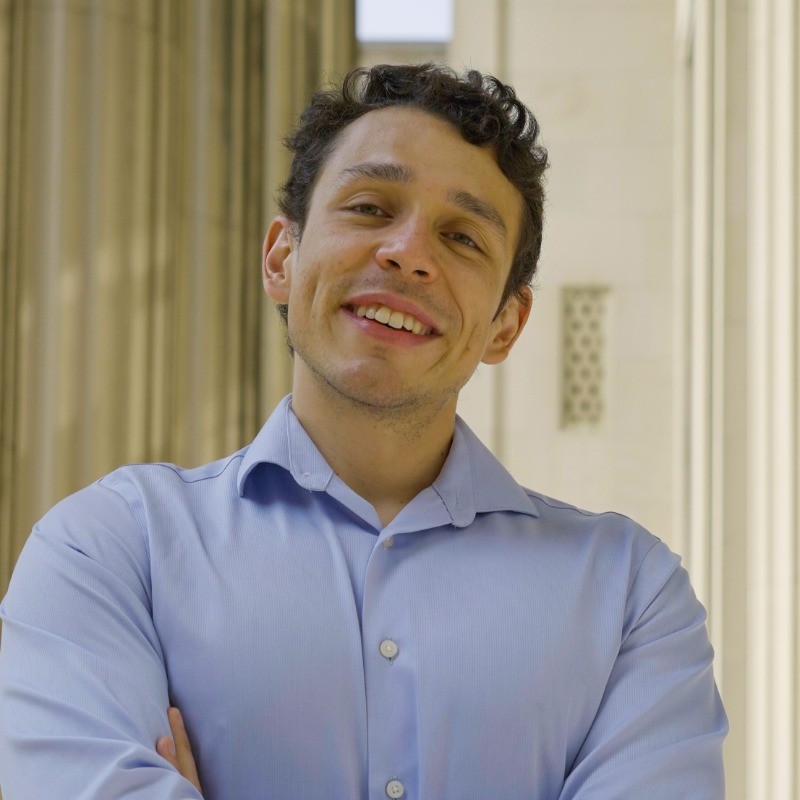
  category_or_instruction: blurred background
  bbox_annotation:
[1,0,798,797]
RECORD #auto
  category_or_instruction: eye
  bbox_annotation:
[448,231,478,249]
[350,203,386,216]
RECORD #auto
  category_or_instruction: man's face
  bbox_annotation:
[263,106,531,417]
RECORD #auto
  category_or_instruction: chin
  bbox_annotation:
[326,373,423,411]
[294,343,456,413]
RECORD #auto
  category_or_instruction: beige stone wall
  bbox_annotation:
[451,0,677,544]
[358,41,447,68]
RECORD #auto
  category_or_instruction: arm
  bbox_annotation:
[0,479,204,800]
[559,541,728,800]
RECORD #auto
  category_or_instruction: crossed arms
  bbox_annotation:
[0,483,727,799]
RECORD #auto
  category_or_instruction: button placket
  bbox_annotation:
[363,530,415,800]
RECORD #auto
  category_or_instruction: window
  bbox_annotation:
[356,0,453,43]
[561,286,609,428]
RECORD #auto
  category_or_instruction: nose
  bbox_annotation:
[374,216,440,281]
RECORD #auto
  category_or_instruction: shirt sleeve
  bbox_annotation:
[559,539,729,800]
[0,478,203,800]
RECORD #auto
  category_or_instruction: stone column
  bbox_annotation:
[675,0,800,795]
[746,0,799,795]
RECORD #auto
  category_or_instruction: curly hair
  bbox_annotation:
[276,63,549,323]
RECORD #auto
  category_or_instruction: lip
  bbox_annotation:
[341,307,439,346]
[342,292,441,335]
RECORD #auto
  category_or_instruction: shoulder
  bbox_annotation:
[513,490,699,655]
[31,449,247,562]
[521,488,681,597]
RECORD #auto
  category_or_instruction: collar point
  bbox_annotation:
[451,511,477,528]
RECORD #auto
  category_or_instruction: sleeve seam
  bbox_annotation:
[625,539,681,639]
[97,474,153,598]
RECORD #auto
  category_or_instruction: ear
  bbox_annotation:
[262,215,297,303]
[481,287,532,365]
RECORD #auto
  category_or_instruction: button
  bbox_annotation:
[379,639,399,659]
[386,778,405,798]
[383,536,394,548]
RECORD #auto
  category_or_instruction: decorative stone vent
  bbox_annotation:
[561,286,608,427]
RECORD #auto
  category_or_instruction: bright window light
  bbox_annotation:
[356,0,453,43]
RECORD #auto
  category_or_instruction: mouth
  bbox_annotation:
[344,302,435,336]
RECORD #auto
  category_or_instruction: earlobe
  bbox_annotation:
[262,215,296,303]
[481,287,533,365]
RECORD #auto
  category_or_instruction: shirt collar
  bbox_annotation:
[432,416,540,526]
[237,395,334,495]
[237,394,539,522]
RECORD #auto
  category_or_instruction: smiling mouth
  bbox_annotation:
[346,303,434,336]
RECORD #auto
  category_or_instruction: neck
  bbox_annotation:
[289,367,457,527]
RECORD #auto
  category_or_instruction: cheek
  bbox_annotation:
[444,321,490,368]
[464,321,492,354]
[286,261,345,325]
[456,277,503,333]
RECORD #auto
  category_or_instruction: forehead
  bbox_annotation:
[315,107,522,235]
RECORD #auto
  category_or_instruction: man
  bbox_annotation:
[0,64,727,799]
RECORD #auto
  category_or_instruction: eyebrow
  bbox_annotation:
[335,160,509,244]
[335,161,414,186]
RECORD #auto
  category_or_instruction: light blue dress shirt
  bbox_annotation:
[0,395,727,799]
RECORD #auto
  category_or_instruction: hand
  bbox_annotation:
[156,706,204,796]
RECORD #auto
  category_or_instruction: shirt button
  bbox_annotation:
[385,779,405,798]
[379,639,399,659]
[383,536,394,548]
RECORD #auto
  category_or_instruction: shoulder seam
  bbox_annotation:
[96,474,153,569]
[105,453,245,485]
[526,492,644,526]
[625,539,681,636]
[629,539,665,589]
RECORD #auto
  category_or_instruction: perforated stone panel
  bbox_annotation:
[561,286,608,427]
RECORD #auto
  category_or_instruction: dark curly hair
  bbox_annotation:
[276,63,548,323]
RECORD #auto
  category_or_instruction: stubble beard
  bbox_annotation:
[289,329,466,437]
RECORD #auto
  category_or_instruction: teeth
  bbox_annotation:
[351,303,432,335]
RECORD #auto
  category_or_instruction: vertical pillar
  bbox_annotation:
[674,0,751,794]
[747,0,799,795]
